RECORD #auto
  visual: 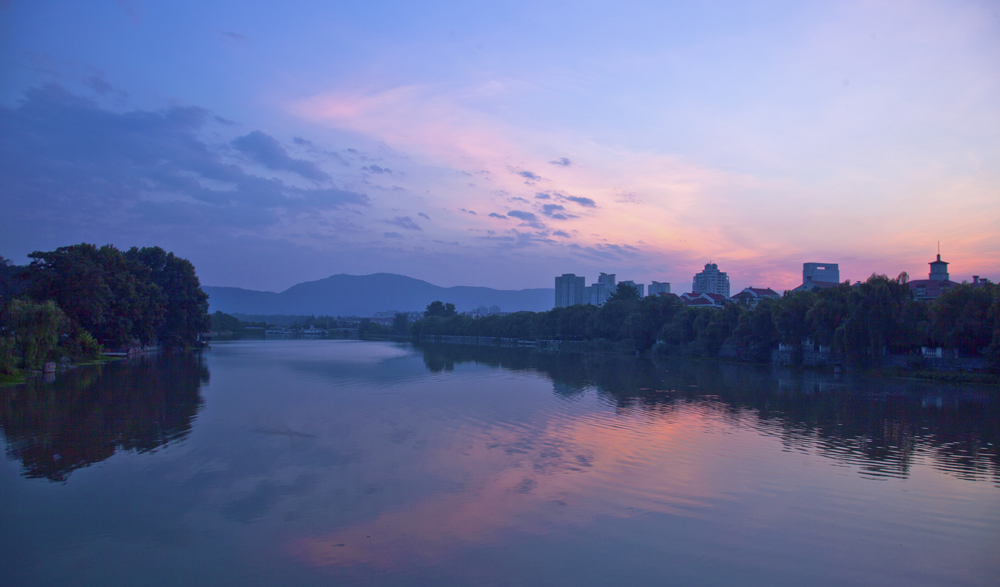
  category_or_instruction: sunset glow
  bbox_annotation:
[289,401,775,570]
[1,0,997,292]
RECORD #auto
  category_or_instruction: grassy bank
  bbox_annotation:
[0,356,122,388]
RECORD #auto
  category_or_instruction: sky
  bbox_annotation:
[1,0,998,293]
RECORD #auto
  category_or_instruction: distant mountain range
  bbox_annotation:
[203,273,554,317]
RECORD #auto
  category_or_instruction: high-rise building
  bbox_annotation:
[588,272,616,306]
[793,262,841,292]
[554,273,587,308]
[649,281,671,295]
[692,263,730,297]
[803,262,839,285]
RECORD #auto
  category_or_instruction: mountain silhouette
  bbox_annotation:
[204,273,553,316]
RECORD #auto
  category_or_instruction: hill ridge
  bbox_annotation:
[204,273,553,316]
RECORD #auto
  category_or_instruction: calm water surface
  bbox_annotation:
[1,340,998,586]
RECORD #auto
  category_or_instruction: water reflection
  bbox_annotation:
[2,341,997,585]
[416,343,1000,485]
[0,354,208,482]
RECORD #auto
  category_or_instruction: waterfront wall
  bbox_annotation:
[880,354,988,372]
[422,334,990,373]
[771,348,989,372]
[420,335,563,349]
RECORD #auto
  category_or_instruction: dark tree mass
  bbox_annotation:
[0,244,209,376]
[411,274,1000,373]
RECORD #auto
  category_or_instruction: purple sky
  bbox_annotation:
[1,1,998,293]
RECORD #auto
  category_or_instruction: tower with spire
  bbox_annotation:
[907,245,956,300]
[928,254,949,282]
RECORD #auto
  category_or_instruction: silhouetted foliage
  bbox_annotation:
[24,244,159,348]
[392,312,410,335]
[409,278,999,370]
[211,311,243,333]
[607,282,641,303]
[18,243,208,350]
[0,256,26,309]
[424,300,457,317]
[3,299,67,370]
[125,246,209,348]
[358,318,390,339]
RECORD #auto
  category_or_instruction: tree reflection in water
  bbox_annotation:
[417,343,1000,485]
[0,354,207,482]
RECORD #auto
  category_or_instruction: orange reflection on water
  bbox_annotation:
[288,401,764,570]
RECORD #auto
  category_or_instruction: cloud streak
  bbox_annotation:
[386,216,422,231]
[0,84,368,251]
[232,131,330,182]
[3,1,998,292]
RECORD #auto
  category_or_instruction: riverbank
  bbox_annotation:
[413,333,999,386]
[0,356,124,388]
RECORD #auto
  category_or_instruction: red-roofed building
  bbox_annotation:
[731,287,781,307]
[680,292,728,308]
[907,254,957,301]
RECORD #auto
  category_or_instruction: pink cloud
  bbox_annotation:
[287,79,999,290]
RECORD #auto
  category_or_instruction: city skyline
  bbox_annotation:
[1,1,998,293]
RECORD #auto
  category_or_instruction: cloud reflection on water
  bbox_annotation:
[289,401,780,570]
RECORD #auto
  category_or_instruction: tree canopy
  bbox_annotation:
[1,243,210,377]
[409,275,1000,372]
[425,301,457,317]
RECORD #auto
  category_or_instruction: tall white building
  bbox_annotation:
[692,263,730,297]
[554,273,587,308]
[649,281,671,295]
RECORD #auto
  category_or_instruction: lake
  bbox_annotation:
[1,340,998,586]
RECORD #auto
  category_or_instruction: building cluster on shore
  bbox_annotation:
[555,253,993,309]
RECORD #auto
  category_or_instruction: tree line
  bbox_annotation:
[410,275,1000,371]
[1,244,209,376]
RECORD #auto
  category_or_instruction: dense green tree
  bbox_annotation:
[774,291,816,345]
[553,304,598,341]
[424,301,457,318]
[125,246,209,349]
[805,284,851,347]
[892,299,930,354]
[929,283,998,356]
[693,303,744,357]
[986,292,1000,373]
[773,290,817,362]
[21,243,208,350]
[0,335,17,375]
[405,273,996,373]
[731,299,779,362]
[0,256,26,308]
[623,294,685,351]
[3,299,68,370]
[24,244,159,348]
[358,318,389,338]
[594,299,634,341]
[838,274,912,364]
[607,282,641,303]
[392,313,410,335]
[210,311,243,333]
